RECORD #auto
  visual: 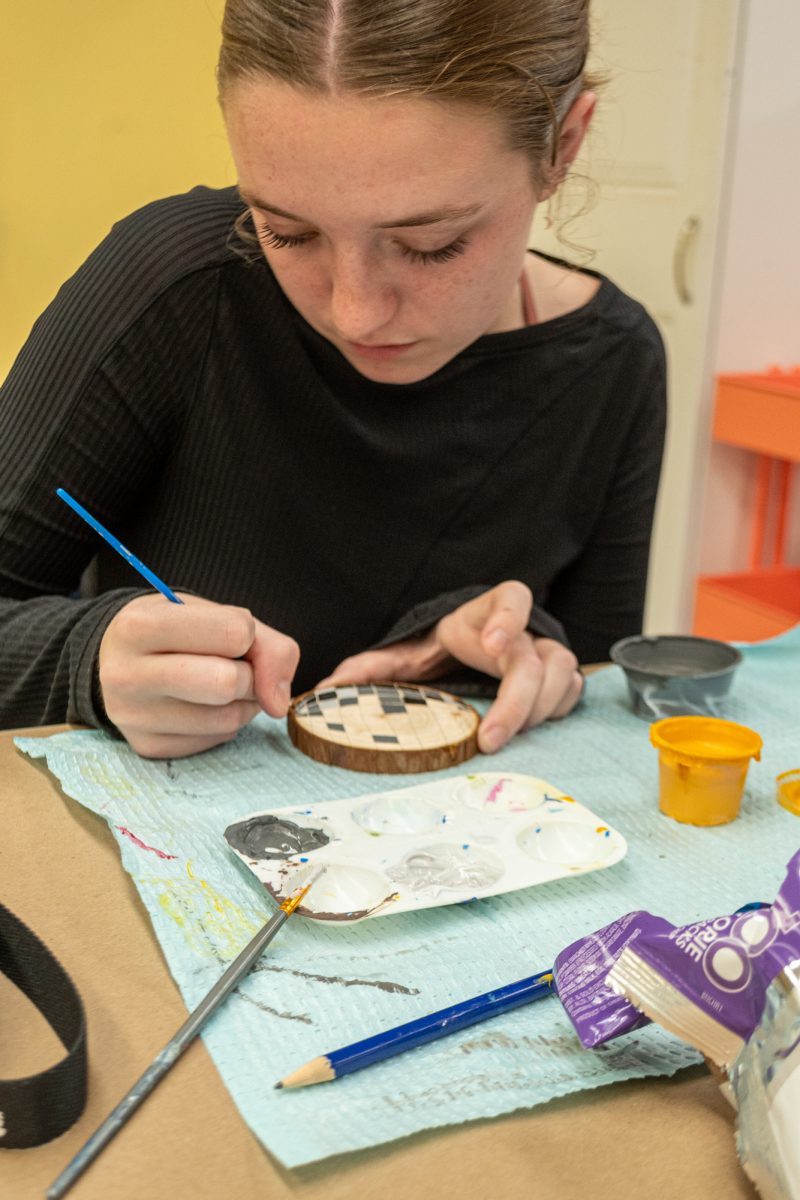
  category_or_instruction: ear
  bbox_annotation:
[539,90,596,200]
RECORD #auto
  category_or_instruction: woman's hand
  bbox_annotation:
[98,593,300,758]
[317,581,583,753]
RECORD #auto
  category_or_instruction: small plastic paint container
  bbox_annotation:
[610,634,742,721]
[776,769,800,816]
[649,717,762,826]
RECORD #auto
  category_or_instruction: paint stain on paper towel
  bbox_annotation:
[255,962,420,995]
[156,862,261,959]
[116,826,177,860]
[235,991,313,1024]
[80,759,140,802]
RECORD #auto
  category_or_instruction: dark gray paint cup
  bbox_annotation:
[609,635,742,721]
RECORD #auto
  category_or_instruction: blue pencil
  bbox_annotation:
[56,488,182,604]
[275,969,554,1088]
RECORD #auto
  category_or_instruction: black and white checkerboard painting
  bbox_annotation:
[292,683,478,753]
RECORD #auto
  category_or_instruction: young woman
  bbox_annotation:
[0,0,665,758]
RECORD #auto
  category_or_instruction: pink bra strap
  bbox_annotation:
[520,268,538,326]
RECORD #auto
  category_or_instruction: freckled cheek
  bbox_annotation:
[394,274,468,332]
[449,259,510,317]
[264,255,330,314]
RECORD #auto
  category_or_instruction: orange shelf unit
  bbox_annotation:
[694,371,800,642]
[712,371,800,461]
[695,567,800,642]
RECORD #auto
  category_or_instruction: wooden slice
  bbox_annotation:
[287,682,480,774]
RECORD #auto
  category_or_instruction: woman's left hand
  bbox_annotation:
[316,581,583,753]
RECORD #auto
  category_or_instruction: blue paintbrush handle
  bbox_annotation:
[56,488,182,604]
[328,970,553,1078]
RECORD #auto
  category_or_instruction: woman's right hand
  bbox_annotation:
[98,593,300,758]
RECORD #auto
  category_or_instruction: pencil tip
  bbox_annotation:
[274,1081,283,1089]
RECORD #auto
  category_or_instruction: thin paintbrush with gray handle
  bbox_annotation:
[47,868,325,1199]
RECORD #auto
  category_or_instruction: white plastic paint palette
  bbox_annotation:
[224,772,627,923]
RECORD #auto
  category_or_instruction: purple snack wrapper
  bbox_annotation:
[555,850,800,1055]
[554,909,669,1048]
[605,849,800,1066]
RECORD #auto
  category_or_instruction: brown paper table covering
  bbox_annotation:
[0,727,755,1200]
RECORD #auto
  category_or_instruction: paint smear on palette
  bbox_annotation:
[455,774,546,814]
[485,778,511,805]
[294,894,401,923]
[225,815,330,860]
[386,845,505,898]
[266,863,400,923]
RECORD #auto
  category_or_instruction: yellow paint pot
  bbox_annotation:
[777,770,800,816]
[649,717,762,826]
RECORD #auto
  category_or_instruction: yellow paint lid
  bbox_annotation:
[650,716,762,764]
[777,770,800,816]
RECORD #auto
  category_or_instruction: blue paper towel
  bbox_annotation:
[17,624,800,1166]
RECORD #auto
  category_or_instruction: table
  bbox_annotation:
[0,727,756,1200]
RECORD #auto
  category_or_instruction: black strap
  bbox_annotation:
[0,903,87,1148]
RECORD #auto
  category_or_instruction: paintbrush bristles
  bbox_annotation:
[280,866,326,914]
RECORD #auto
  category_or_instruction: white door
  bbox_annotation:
[533,0,743,634]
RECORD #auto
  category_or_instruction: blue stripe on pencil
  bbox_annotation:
[276,969,554,1089]
[56,488,183,604]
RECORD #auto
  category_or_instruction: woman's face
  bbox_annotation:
[225,80,542,383]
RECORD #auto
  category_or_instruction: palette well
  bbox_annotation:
[224,772,627,922]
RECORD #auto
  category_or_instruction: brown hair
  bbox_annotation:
[218,0,599,188]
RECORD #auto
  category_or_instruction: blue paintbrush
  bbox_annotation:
[275,968,554,1088]
[56,487,182,604]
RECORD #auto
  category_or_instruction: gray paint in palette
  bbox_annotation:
[225,814,330,860]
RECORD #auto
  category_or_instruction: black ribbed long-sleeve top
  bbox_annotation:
[0,186,666,730]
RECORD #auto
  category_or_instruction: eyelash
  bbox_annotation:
[402,239,467,265]
[255,222,468,266]
[256,225,313,250]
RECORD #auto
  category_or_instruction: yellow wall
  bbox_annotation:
[1,2,234,378]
